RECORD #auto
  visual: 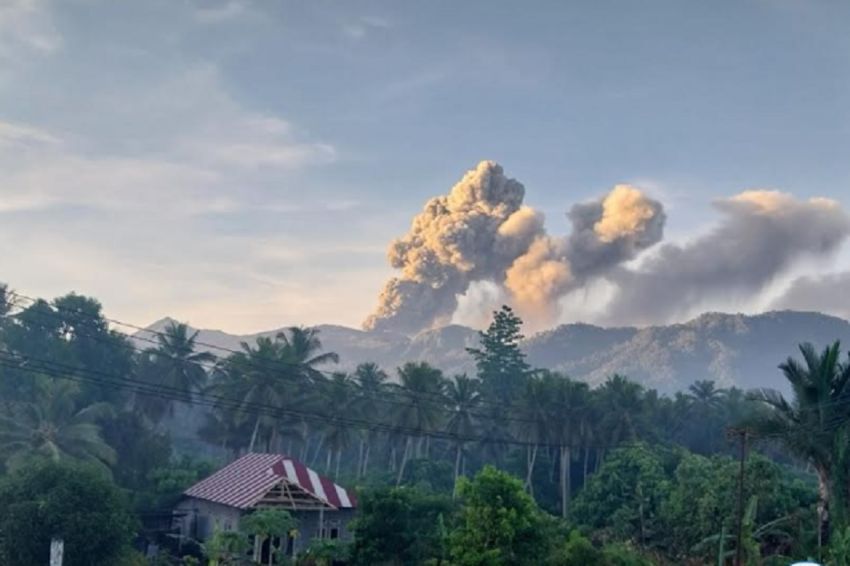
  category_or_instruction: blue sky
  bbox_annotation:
[1,0,848,332]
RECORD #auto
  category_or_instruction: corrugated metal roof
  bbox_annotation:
[183,453,357,510]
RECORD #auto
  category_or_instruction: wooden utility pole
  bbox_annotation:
[728,428,749,566]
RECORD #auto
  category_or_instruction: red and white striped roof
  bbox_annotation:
[184,453,357,510]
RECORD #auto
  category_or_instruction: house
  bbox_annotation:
[175,453,357,561]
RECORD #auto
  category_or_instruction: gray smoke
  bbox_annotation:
[364,161,665,334]
[600,191,850,326]
[771,272,850,321]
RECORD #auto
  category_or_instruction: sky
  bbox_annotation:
[1,0,849,334]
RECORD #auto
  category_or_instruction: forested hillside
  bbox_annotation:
[144,310,850,393]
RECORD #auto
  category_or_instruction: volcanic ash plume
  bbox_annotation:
[363,161,666,334]
[504,185,665,325]
[601,190,850,326]
[363,161,542,334]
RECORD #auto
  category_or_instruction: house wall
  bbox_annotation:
[175,497,356,558]
[288,508,357,554]
[174,497,243,541]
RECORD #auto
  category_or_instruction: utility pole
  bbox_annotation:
[728,428,749,566]
[49,538,64,566]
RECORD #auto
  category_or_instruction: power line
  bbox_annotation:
[3,295,554,429]
[0,349,603,450]
[6,289,848,445]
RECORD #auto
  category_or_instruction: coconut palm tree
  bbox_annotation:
[515,374,551,496]
[353,362,389,478]
[0,377,116,471]
[748,341,850,548]
[318,371,356,478]
[146,322,216,416]
[444,374,481,493]
[597,374,645,448]
[393,361,446,485]
[544,373,590,518]
[211,327,339,453]
[688,380,726,410]
[275,326,340,381]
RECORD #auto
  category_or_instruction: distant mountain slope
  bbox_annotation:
[139,310,850,393]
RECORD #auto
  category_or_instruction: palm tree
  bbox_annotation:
[688,380,726,410]
[318,372,356,478]
[748,341,850,548]
[145,322,215,417]
[353,362,389,478]
[597,374,645,448]
[213,336,291,453]
[275,326,340,381]
[0,377,116,471]
[444,374,481,493]
[393,362,446,485]
[211,327,338,453]
[545,373,590,518]
[685,380,729,454]
[515,375,551,496]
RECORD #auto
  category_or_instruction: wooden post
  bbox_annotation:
[50,538,64,566]
[318,507,325,540]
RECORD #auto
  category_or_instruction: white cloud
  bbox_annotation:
[193,1,248,24]
[0,120,61,150]
[343,15,392,40]
[0,63,337,213]
[0,0,61,59]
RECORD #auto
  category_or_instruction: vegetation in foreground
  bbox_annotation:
[1,283,850,564]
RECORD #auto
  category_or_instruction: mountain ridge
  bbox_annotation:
[138,310,850,393]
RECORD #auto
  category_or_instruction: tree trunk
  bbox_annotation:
[817,467,831,554]
[335,448,342,479]
[325,448,332,473]
[583,446,591,486]
[453,442,463,498]
[363,441,371,476]
[396,437,412,486]
[249,417,261,453]
[525,444,538,496]
[357,439,365,479]
[311,434,325,467]
[560,444,571,518]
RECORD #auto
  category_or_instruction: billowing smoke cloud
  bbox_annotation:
[771,272,850,321]
[503,185,665,324]
[364,161,665,334]
[600,191,850,326]
[363,161,539,334]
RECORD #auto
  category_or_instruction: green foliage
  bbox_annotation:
[599,542,654,566]
[664,452,812,559]
[142,457,216,509]
[103,410,172,495]
[298,538,351,565]
[203,530,249,565]
[466,305,530,402]
[0,461,136,566]
[553,530,605,565]
[241,507,296,538]
[0,376,116,472]
[747,341,850,544]
[829,525,850,566]
[449,465,551,566]
[571,444,670,545]
[349,486,453,565]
